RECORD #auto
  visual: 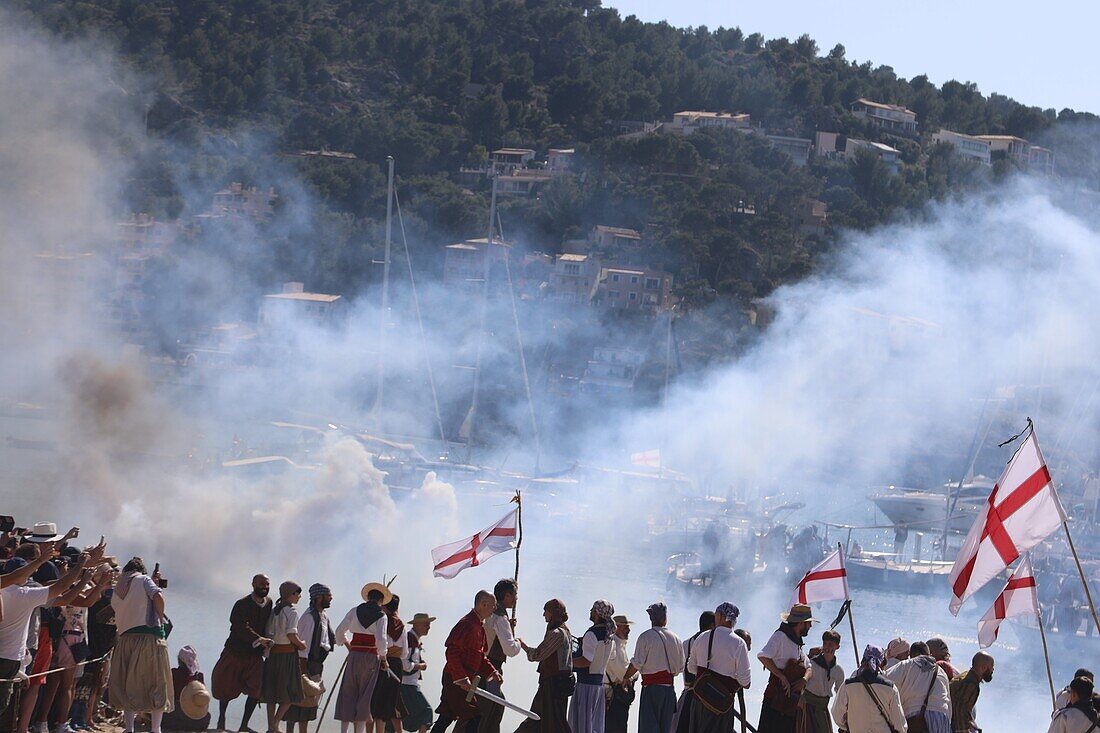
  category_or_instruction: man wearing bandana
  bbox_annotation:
[757,604,813,733]
[212,574,274,732]
[568,600,617,733]
[285,584,335,733]
[831,645,906,733]
[685,602,751,733]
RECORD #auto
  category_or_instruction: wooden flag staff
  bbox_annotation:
[1036,601,1057,712]
[837,543,860,666]
[511,490,523,623]
[1061,520,1100,633]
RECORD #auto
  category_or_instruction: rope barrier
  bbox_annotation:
[0,650,112,684]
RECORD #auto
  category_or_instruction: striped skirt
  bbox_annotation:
[335,651,380,723]
[567,682,605,733]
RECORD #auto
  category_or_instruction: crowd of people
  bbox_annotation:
[0,521,1096,733]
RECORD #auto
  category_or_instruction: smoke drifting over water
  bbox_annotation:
[640,184,1100,496]
[4,9,1100,732]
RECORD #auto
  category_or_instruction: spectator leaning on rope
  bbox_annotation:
[34,556,112,733]
[0,533,99,723]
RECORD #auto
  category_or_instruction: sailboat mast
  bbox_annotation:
[465,176,498,463]
[376,155,395,427]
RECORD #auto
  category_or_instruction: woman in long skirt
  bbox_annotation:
[262,582,307,732]
[517,600,573,733]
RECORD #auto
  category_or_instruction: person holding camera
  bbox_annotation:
[109,557,173,733]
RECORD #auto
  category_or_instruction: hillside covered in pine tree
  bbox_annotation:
[13,0,1100,309]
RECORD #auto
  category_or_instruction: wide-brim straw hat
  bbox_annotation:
[780,603,817,624]
[299,675,325,708]
[411,613,437,624]
[612,615,635,625]
[361,582,394,604]
[25,522,63,543]
[180,681,211,719]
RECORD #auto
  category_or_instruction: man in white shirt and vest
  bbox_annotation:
[623,603,684,733]
[802,630,844,733]
[479,579,522,733]
[757,603,813,733]
[605,615,634,733]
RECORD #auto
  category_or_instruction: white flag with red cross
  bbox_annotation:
[431,509,518,579]
[949,427,1066,615]
[791,547,850,606]
[977,553,1039,648]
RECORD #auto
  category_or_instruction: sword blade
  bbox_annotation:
[471,687,540,721]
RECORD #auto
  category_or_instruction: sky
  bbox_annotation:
[607,0,1098,114]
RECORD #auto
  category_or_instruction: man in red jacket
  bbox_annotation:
[429,591,501,733]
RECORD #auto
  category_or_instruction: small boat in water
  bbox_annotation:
[846,551,954,591]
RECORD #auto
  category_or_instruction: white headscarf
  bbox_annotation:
[178,645,200,675]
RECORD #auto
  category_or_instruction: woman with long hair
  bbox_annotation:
[516,599,573,733]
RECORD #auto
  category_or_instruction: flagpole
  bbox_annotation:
[1062,521,1100,633]
[512,490,523,623]
[839,542,859,666]
[1036,601,1057,712]
[846,604,860,667]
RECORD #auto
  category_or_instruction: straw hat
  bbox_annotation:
[361,582,394,605]
[179,681,211,720]
[612,615,635,626]
[299,675,325,708]
[410,613,437,625]
[25,523,63,543]
[780,603,817,624]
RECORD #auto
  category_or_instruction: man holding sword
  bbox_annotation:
[429,591,502,733]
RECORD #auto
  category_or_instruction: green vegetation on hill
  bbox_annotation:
[15,0,1100,305]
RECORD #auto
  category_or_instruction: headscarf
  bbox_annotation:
[715,602,740,623]
[178,645,200,675]
[274,581,301,616]
[591,599,615,631]
[926,637,951,661]
[309,583,331,601]
[544,599,568,629]
[646,602,668,625]
[854,644,886,679]
[885,637,909,660]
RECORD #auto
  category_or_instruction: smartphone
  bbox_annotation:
[153,563,168,589]
[0,516,14,533]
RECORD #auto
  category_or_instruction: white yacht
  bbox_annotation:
[869,475,995,534]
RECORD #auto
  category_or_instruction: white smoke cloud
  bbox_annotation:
[3,8,1098,732]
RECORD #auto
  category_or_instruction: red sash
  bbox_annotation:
[642,670,675,686]
[349,633,378,653]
